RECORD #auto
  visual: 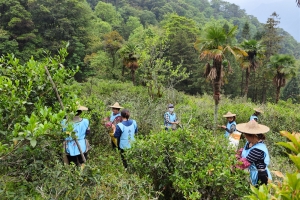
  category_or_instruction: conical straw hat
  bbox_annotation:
[109,102,123,109]
[223,111,236,117]
[254,108,264,113]
[78,105,88,111]
[236,120,269,134]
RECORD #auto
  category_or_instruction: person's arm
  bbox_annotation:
[135,121,138,134]
[236,148,264,169]
[175,114,179,124]
[86,127,90,135]
[165,113,171,123]
[114,124,122,138]
[245,148,264,163]
[225,124,236,134]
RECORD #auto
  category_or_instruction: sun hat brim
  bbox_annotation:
[254,108,264,113]
[109,102,123,109]
[236,121,270,134]
[223,112,236,118]
[78,105,88,111]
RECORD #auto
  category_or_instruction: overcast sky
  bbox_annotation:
[224,0,300,41]
[224,0,289,9]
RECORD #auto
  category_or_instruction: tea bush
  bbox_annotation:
[126,128,250,199]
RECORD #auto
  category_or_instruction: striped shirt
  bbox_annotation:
[245,141,266,169]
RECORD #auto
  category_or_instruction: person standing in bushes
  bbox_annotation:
[103,102,123,149]
[235,120,272,186]
[164,104,179,131]
[249,108,263,122]
[113,109,138,168]
[220,112,237,138]
[63,105,91,166]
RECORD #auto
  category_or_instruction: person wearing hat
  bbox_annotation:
[63,105,90,166]
[104,102,123,149]
[249,108,263,122]
[236,120,272,186]
[164,104,179,131]
[114,109,138,168]
[221,112,237,138]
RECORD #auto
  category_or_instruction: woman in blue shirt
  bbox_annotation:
[107,102,123,149]
[64,105,90,166]
[236,120,271,186]
[221,112,237,138]
[249,108,263,122]
[113,109,138,168]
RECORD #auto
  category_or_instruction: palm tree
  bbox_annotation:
[195,25,247,130]
[240,39,265,98]
[268,54,297,103]
[120,43,139,85]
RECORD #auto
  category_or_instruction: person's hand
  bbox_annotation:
[111,124,116,132]
[105,122,112,128]
[221,125,226,129]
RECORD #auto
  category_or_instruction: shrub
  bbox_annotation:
[126,128,250,199]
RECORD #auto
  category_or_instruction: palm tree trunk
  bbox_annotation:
[244,68,250,98]
[214,103,218,134]
[276,86,281,103]
[241,70,244,96]
[213,59,222,133]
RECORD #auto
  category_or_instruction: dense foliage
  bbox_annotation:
[1,0,300,101]
[127,128,249,199]
[1,0,300,199]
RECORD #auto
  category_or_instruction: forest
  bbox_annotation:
[0,0,299,199]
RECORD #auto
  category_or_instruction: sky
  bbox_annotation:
[224,0,300,41]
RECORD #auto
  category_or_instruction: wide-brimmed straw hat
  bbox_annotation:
[254,108,264,113]
[109,102,123,109]
[78,105,88,111]
[236,120,269,134]
[223,112,236,118]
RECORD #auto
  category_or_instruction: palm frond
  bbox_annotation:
[226,25,238,38]
[207,67,217,80]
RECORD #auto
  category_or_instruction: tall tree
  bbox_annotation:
[119,43,139,84]
[268,54,297,103]
[195,24,247,130]
[260,12,283,102]
[0,0,36,60]
[262,12,282,59]
[94,1,122,28]
[162,14,201,94]
[240,39,265,98]
[282,76,300,103]
[241,21,250,40]
[103,31,123,78]
[28,0,94,81]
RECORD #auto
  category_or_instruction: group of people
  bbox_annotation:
[62,102,272,187]
[221,108,272,186]
[104,102,138,168]
[62,102,138,169]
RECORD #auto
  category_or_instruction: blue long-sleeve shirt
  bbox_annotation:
[114,120,138,138]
